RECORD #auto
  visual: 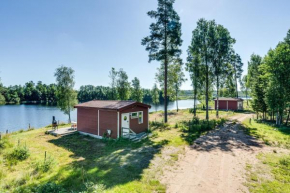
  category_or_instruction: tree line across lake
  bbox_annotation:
[0,75,166,105]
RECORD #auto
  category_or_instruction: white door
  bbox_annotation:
[121,113,130,128]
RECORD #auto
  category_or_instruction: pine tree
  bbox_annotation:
[142,0,182,123]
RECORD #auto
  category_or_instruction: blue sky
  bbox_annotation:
[0,0,289,90]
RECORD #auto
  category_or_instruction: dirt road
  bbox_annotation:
[161,113,270,193]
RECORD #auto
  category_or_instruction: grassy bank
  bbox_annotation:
[242,119,290,149]
[0,109,228,192]
[242,119,290,193]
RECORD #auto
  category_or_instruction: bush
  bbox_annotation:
[192,116,200,124]
[6,146,30,165]
[37,182,67,193]
[35,156,55,173]
[80,181,106,193]
[174,123,179,128]
[150,121,170,130]
[0,135,12,150]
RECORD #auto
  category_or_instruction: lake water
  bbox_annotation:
[0,99,199,133]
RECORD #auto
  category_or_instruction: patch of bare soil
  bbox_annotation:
[161,114,280,193]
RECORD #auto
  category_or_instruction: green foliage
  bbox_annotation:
[150,121,170,131]
[78,85,111,102]
[180,118,226,144]
[108,67,118,100]
[131,77,143,102]
[142,0,182,122]
[151,83,159,106]
[54,65,78,123]
[169,59,186,111]
[116,68,131,100]
[0,135,12,150]
[243,119,290,149]
[0,168,6,180]
[186,18,240,119]
[37,182,67,193]
[248,153,290,193]
[1,81,58,104]
[6,145,30,165]
[247,54,267,118]
[0,93,5,105]
[80,181,106,193]
[35,156,56,173]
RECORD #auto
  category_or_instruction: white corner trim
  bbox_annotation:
[79,131,103,139]
[117,111,120,138]
[98,110,100,136]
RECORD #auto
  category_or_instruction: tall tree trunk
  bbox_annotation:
[234,71,238,98]
[193,86,197,117]
[68,111,71,123]
[176,89,179,112]
[205,60,209,121]
[216,75,219,118]
[164,3,168,123]
[285,109,290,126]
[246,89,248,106]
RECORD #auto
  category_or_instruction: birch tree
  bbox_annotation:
[54,66,78,123]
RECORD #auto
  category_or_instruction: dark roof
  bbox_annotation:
[74,100,151,110]
[214,97,243,101]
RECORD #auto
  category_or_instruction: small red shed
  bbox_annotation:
[214,97,243,111]
[74,100,151,139]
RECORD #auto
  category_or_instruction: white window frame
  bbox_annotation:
[130,112,138,119]
[138,111,143,124]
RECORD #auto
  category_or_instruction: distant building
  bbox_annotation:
[74,100,151,139]
[214,97,243,111]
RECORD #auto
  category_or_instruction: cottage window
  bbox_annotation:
[131,112,138,119]
[138,111,143,124]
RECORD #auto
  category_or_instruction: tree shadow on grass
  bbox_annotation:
[183,122,264,153]
[23,134,165,192]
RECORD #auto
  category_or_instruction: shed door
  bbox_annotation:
[121,113,130,128]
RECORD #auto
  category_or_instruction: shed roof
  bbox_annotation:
[214,97,243,101]
[74,100,151,110]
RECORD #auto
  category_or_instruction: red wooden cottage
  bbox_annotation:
[74,100,151,139]
[214,97,243,111]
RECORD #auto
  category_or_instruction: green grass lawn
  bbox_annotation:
[0,127,167,192]
[242,119,290,149]
[0,109,230,193]
[242,119,290,193]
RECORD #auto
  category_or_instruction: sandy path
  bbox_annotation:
[161,113,271,193]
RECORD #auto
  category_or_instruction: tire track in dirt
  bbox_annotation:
[161,113,267,193]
